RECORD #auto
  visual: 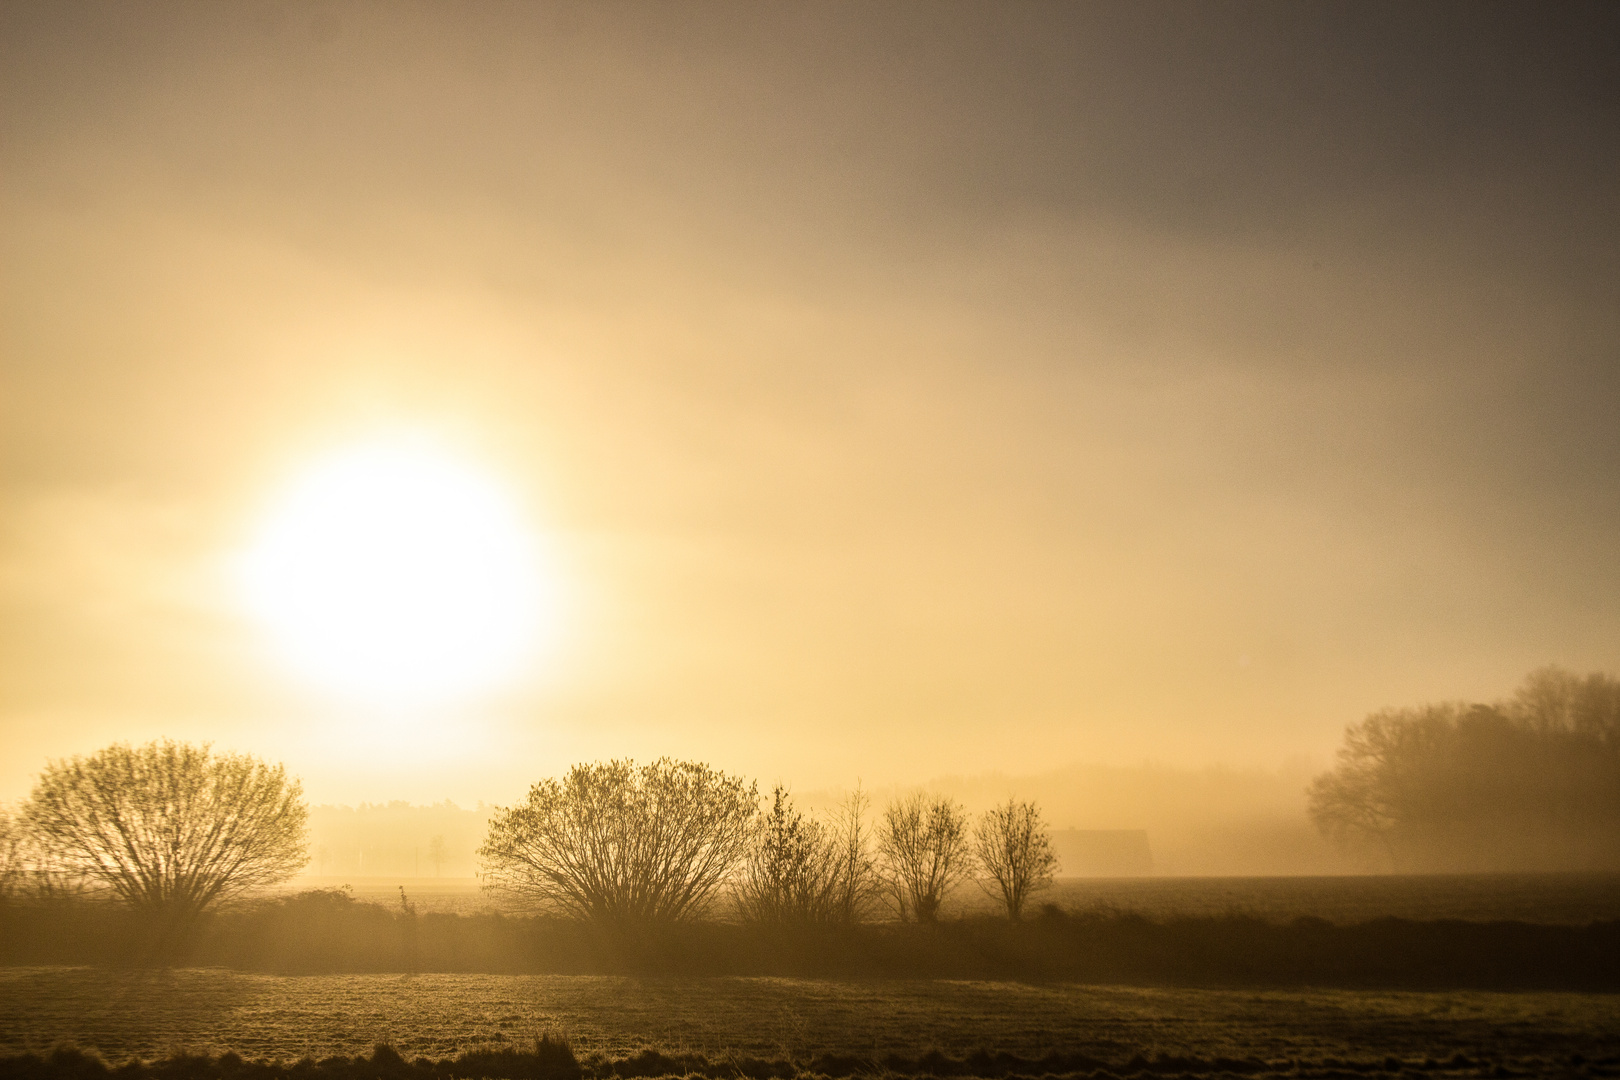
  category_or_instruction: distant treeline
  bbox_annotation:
[2,889,1616,990]
[1309,666,1620,872]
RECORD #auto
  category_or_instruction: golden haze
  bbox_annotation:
[1,4,1616,851]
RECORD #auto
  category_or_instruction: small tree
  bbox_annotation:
[733,785,880,926]
[972,798,1057,921]
[827,784,882,925]
[877,792,971,923]
[735,785,838,924]
[480,758,757,923]
[19,740,308,924]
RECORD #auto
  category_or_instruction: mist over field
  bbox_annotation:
[301,761,1332,882]
[4,3,1620,1075]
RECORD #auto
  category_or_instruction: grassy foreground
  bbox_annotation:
[8,1039,1618,1080]
[3,968,1618,1066]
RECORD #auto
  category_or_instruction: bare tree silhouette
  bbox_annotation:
[972,798,1057,921]
[734,785,879,925]
[19,740,307,924]
[479,758,757,923]
[735,785,837,924]
[827,784,882,925]
[877,792,971,923]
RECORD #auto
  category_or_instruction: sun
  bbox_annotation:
[239,438,552,706]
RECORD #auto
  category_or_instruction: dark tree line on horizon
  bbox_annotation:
[1309,666,1620,872]
[2,664,1616,944]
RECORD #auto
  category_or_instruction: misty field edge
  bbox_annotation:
[4,901,1619,990]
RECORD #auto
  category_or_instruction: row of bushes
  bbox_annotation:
[3,749,1060,930]
[4,890,1618,989]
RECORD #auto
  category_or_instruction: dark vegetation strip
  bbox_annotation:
[4,893,1620,989]
[5,1041,1617,1080]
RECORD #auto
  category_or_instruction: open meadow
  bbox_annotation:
[3,966,1619,1073]
[7,875,1620,1077]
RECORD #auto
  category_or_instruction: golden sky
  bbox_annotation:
[3,2,1617,805]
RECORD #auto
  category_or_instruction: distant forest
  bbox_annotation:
[1309,666,1620,872]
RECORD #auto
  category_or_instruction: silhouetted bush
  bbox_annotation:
[479,759,757,923]
[19,741,308,930]
[877,793,971,922]
[970,799,1057,921]
[734,786,878,926]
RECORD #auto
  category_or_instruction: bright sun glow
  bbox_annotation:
[240,439,550,706]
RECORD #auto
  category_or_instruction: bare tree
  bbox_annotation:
[480,758,757,923]
[733,784,881,926]
[1306,706,1426,865]
[826,784,882,925]
[735,785,837,924]
[19,740,308,923]
[972,798,1057,921]
[877,792,971,923]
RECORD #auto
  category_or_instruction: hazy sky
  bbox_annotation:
[3,1,1617,805]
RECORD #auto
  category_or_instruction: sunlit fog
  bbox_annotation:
[2,1,1616,875]
[4,5,1620,1074]
[238,435,552,707]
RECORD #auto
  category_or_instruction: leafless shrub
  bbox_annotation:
[972,798,1057,921]
[734,785,881,925]
[479,758,757,923]
[19,740,308,923]
[826,785,883,924]
[734,786,837,924]
[877,792,971,923]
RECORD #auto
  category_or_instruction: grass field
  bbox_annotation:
[1036,871,1620,925]
[2,966,1617,1067]
[6,876,1619,1076]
